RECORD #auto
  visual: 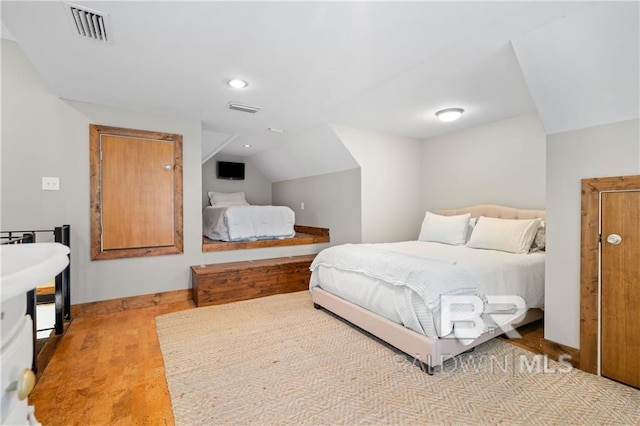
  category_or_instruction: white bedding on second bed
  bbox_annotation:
[309,241,545,339]
[203,205,295,242]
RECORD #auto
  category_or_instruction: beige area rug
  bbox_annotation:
[156,291,640,425]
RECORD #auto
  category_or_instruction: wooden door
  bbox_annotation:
[101,136,175,250]
[601,190,640,388]
[90,125,183,260]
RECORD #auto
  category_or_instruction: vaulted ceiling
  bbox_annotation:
[2,2,638,179]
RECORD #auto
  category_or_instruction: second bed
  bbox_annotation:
[310,204,546,374]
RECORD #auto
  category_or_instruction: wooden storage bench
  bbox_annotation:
[191,254,316,307]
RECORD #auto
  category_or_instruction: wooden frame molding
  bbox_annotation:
[580,174,640,374]
[90,124,184,260]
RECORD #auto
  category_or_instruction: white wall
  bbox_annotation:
[420,114,546,211]
[1,39,324,304]
[545,119,640,349]
[331,124,423,243]
[273,168,361,245]
[202,154,272,209]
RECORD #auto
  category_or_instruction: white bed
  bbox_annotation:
[310,204,546,374]
[203,191,295,242]
[203,205,295,242]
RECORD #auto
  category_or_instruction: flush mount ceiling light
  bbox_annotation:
[243,144,252,148]
[227,79,248,89]
[435,108,464,122]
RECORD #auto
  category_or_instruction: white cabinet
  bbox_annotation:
[1,243,70,425]
[1,316,35,424]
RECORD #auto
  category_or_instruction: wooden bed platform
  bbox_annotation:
[202,225,329,252]
[191,254,316,306]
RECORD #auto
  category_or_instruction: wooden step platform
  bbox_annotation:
[202,225,329,252]
[191,254,316,307]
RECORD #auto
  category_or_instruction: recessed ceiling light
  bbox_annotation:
[267,127,285,133]
[228,79,248,89]
[243,144,252,148]
[435,108,464,122]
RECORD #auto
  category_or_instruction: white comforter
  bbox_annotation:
[309,241,545,339]
[203,205,295,242]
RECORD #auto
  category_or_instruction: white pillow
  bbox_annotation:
[418,212,471,245]
[467,216,541,254]
[530,221,546,252]
[208,191,249,207]
[466,217,478,242]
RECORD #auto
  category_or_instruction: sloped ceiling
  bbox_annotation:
[2,2,638,181]
[251,124,359,183]
[201,130,236,165]
[1,20,14,40]
[512,2,639,135]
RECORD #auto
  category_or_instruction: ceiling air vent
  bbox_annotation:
[66,3,110,43]
[228,103,261,114]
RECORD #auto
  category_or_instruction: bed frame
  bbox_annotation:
[311,204,546,374]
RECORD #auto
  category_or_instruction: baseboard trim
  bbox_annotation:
[71,289,193,318]
[540,338,580,369]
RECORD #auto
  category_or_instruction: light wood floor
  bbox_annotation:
[30,300,194,426]
[497,318,544,354]
[30,297,543,425]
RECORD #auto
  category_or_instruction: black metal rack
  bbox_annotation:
[1,225,71,373]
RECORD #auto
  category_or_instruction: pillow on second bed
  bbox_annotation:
[529,221,546,252]
[208,191,250,207]
[418,212,470,245]
[467,216,541,254]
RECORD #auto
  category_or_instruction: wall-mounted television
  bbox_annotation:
[216,161,245,180]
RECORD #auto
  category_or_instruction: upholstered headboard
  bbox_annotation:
[437,204,546,221]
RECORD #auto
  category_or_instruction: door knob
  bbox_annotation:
[6,369,36,400]
[606,234,622,245]
[164,164,172,171]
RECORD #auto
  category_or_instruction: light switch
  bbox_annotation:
[42,177,60,191]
